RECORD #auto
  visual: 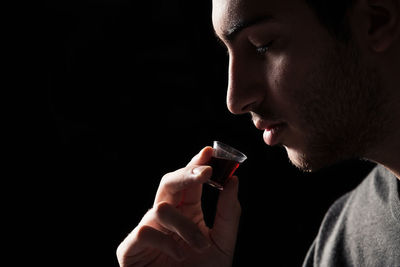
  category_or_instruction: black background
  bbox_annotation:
[18,1,375,266]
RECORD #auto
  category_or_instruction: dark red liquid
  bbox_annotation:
[207,156,240,189]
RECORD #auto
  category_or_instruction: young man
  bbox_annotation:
[117,0,400,266]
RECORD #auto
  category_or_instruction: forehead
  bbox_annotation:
[212,0,300,36]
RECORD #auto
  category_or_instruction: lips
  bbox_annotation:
[263,125,285,146]
[253,117,286,146]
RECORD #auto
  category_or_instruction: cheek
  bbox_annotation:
[265,54,306,118]
[265,55,287,97]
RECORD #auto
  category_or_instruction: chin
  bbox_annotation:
[285,146,332,173]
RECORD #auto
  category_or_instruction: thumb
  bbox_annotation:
[210,175,241,257]
[187,146,213,166]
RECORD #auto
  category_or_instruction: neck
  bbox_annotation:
[366,85,400,180]
[362,46,400,180]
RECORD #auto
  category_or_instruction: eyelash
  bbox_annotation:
[255,41,273,55]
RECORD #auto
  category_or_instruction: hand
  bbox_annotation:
[116,147,241,267]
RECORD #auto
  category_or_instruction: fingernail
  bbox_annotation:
[192,166,207,176]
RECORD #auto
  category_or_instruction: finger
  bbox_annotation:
[154,147,213,206]
[187,146,214,166]
[117,225,186,263]
[211,176,241,256]
[155,164,212,205]
[150,202,211,252]
[160,165,212,195]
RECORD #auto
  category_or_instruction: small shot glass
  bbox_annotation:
[206,141,247,190]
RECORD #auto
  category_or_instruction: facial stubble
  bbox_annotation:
[287,40,387,172]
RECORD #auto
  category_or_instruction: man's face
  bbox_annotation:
[212,0,383,171]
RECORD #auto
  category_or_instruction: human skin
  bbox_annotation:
[212,0,400,174]
[116,147,241,266]
[117,0,400,266]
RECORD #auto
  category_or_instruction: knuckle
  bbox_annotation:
[116,243,125,264]
[159,168,191,192]
[160,171,174,185]
[116,230,138,266]
[154,201,172,218]
[160,169,185,188]
[135,224,154,241]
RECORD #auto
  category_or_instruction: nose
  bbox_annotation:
[226,53,264,115]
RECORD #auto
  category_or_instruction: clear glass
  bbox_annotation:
[206,141,247,190]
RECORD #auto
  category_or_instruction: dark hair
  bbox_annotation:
[305,0,356,42]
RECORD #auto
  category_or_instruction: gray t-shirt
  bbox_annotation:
[302,165,400,266]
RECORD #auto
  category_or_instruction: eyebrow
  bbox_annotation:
[219,15,274,42]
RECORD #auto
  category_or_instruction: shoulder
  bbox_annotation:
[317,165,386,235]
[302,190,353,266]
[303,165,400,266]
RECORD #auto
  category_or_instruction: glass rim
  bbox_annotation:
[213,141,247,163]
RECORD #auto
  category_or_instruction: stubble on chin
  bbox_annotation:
[285,145,333,172]
[284,40,385,173]
[285,147,312,172]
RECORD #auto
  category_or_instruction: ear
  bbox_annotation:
[367,0,400,52]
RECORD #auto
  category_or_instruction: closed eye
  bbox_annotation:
[255,41,273,55]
